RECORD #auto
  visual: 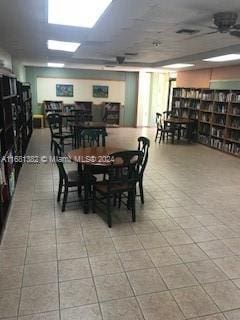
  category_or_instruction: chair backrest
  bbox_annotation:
[47,113,62,134]
[138,136,150,177]
[52,140,67,180]
[80,129,100,147]
[163,110,172,119]
[156,113,163,129]
[107,150,144,191]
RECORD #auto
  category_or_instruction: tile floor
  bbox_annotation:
[1,127,240,319]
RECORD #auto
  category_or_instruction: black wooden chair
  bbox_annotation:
[53,140,96,212]
[47,113,73,152]
[93,150,144,227]
[137,136,150,203]
[155,112,175,143]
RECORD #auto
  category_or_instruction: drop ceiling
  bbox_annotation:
[0,0,240,70]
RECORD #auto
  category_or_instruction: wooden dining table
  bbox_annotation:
[164,117,197,143]
[71,121,107,147]
[67,146,125,213]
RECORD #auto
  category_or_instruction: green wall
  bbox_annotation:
[210,80,240,90]
[25,66,138,127]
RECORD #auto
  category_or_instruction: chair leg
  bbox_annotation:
[118,194,122,208]
[62,185,68,212]
[92,186,96,213]
[107,195,112,228]
[83,184,89,214]
[131,190,136,222]
[57,178,63,202]
[159,131,163,143]
[51,138,53,152]
[155,130,158,142]
[113,195,117,207]
[78,186,82,197]
[139,179,144,204]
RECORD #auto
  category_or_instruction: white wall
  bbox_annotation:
[37,77,125,104]
[0,47,12,71]
[136,71,151,127]
[12,59,26,82]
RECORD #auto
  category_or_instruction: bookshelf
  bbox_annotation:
[74,101,93,121]
[103,102,121,126]
[0,75,32,240]
[171,87,240,157]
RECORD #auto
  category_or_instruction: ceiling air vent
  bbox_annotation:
[176,29,200,35]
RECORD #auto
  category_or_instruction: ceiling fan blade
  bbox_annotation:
[230,30,240,38]
[186,30,218,40]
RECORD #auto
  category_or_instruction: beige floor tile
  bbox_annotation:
[207,225,238,240]
[119,250,154,271]
[108,223,135,237]
[164,207,190,218]
[100,297,143,320]
[195,215,223,227]
[28,231,56,247]
[137,232,168,249]
[127,268,167,295]
[0,289,21,318]
[191,314,226,320]
[152,218,180,231]
[172,285,219,318]
[204,280,240,311]
[198,240,235,259]
[18,311,60,319]
[59,278,97,309]
[57,242,87,260]
[132,221,158,234]
[19,283,59,316]
[0,266,24,290]
[89,254,123,276]
[58,258,91,282]
[162,229,193,246]
[94,273,133,302]
[187,260,228,284]
[174,216,202,228]
[23,262,58,287]
[173,243,208,262]
[222,238,240,255]
[25,245,57,264]
[0,248,26,267]
[61,304,102,320]
[147,246,182,267]
[214,256,240,279]
[184,227,216,242]
[86,238,116,256]
[158,264,198,289]
[112,235,143,252]
[224,309,240,320]
[137,291,184,320]
[56,228,83,244]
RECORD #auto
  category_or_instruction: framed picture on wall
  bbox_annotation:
[93,85,109,98]
[56,84,74,97]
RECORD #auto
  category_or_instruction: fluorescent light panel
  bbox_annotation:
[48,40,80,52]
[203,54,240,62]
[48,62,65,68]
[48,0,112,28]
[163,63,195,69]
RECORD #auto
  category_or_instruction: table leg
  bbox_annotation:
[102,129,106,147]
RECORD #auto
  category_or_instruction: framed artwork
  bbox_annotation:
[56,84,74,97]
[93,85,109,98]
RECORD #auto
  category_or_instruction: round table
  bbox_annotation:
[67,147,125,213]
[68,146,125,166]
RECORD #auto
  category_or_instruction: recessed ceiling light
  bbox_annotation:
[48,0,112,28]
[48,62,65,68]
[203,54,240,62]
[47,40,80,52]
[162,63,195,69]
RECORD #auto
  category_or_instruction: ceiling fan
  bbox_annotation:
[184,12,240,39]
